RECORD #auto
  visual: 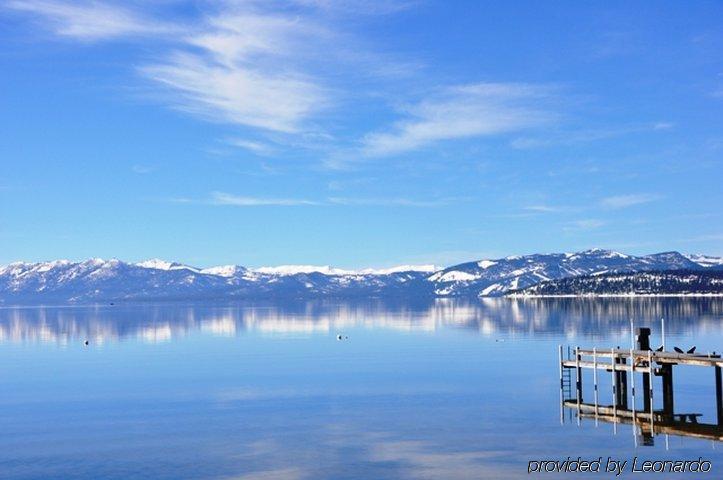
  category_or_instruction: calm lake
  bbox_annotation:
[1,298,722,479]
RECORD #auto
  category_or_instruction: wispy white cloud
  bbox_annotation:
[7,1,580,163]
[168,191,459,208]
[564,219,605,231]
[131,164,154,174]
[5,1,346,135]
[369,440,512,479]
[328,196,459,207]
[600,193,661,209]
[140,55,326,134]
[225,138,276,155]
[5,0,174,40]
[291,0,416,15]
[210,191,320,207]
[224,467,305,480]
[511,122,673,149]
[681,233,723,243]
[140,6,339,133]
[523,205,568,213]
[8,0,420,141]
[362,83,558,156]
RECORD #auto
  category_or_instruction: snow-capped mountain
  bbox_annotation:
[0,259,434,303]
[0,250,720,303]
[428,249,707,297]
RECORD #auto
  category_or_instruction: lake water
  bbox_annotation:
[1,298,722,479]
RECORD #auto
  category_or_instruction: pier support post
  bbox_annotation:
[716,366,722,426]
[662,364,674,420]
[559,345,564,425]
[615,350,628,409]
[576,347,583,403]
[620,358,628,409]
[637,328,652,412]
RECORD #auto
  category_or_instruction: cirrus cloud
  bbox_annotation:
[600,193,661,209]
[361,83,560,157]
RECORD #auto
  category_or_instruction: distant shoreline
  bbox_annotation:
[506,293,723,298]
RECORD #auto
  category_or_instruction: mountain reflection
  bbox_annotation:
[0,297,721,344]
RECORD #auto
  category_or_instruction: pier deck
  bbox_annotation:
[559,326,723,444]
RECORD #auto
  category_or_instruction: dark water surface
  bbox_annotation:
[1,298,722,479]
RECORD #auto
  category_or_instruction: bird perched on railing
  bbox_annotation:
[673,346,697,354]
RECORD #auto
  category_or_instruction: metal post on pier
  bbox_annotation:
[630,352,636,413]
[630,334,637,443]
[661,318,665,351]
[638,328,652,412]
[661,318,671,449]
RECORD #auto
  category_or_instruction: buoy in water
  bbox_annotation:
[84,340,89,346]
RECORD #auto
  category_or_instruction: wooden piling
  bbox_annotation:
[575,346,583,404]
[638,328,652,412]
[618,356,628,409]
[662,363,674,419]
[611,347,617,428]
[648,350,654,433]
[716,366,722,426]
[593,347,599,424]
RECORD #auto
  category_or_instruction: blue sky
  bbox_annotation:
[1,0,722,268]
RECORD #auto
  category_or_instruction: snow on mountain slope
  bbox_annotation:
[253,264,436,275]
[136,259,200,272]
[642,251,701,270]
[358,265,437,275]
[200,265,247,277]
[684,254,723,268]
[254,265,356,276]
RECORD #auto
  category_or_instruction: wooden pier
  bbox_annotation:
[559,326,723,444]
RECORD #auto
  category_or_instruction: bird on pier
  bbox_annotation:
[674,347,684,353]
[655,345,664,352]
[687,346,696,354]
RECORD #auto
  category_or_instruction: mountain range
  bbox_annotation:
[510,269,723,296]
[1,249,721,304]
